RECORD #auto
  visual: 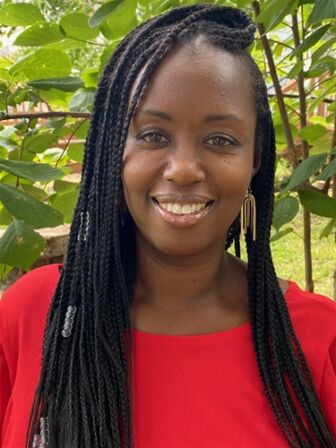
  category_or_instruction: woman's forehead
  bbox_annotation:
[130,42,255,123]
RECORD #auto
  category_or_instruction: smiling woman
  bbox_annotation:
[0,4,335,448]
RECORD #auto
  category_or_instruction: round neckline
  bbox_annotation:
[130,280,297,346]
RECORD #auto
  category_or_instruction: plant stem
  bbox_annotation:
[0,111,90,121]
[252,1,298,166]
[292,12,314,292]
[54,119,87,168]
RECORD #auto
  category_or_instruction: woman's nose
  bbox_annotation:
[163,143,206,185]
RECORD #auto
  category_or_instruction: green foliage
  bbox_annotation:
[60,13,100,40]
[28,77,84,92]
[89,0,124,28]
[0,159,64,181]
[9,49,72,80]
[14,23,65,46]
[273,196,299,231]
[0,0,335,285]
[0,220,45,270]
[0,183,64,228]
[298,190,336,218]
[283,154,328,191]
[308,0,336,23]
[0,3,45,26]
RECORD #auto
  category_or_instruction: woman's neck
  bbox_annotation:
[132,234,242,315]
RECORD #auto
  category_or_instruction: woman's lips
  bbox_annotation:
[151,198,213,227]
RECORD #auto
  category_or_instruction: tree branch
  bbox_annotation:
[292,11,314,292]
[0,111,90,121]
[252,1,298,166]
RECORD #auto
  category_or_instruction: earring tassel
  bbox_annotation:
[241,190,256,241]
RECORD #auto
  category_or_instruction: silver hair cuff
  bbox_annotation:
[78,211,90,241]
[61,305,77,338]
[32,417,48,447]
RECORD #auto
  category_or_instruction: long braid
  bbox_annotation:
[28,4,336,447]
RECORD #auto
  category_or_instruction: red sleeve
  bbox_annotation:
[0,264,61,447]
[0,304,11,442]
[319,337,336,439]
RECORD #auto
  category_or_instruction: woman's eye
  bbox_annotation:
[139,131,168,144]
[206,135,235,147]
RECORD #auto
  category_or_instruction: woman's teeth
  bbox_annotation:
[158,202,206,215]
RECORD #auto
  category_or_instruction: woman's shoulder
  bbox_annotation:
[284,280,336,345]
[0,263,62,325]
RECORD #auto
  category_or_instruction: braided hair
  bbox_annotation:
[27,4,336,447]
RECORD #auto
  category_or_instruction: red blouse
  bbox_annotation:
[0,263,335,447]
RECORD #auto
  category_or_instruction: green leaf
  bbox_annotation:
[270,227,294,242]
[24,133,57,153]
[306,56,335,78]
[0,206,12,226]
[0,184,63,228]
[6,87,27,106]
[81,69,98,88]
[28,77,84,92]
[312,38,336,63]
[67,143,84,162]
[299,190,336,218]
[292,25,330,57]
[299,124,327,143]
[89,0,124,28]
[287,61,304,79]
[284,154,328,191]
[0,263,13,282]
[256,0,298,32]
[0,159,64,182]
[315,158,336,181]
[99,41,120,71]
[309,81,336,111]
[69,89,95,112]
[60,12,99,40]
[20,184,48,201]
[298,189,336,218]
[14,22,64,46]
[319,217,336,239]
[0,220,45,270]
[54,179,79,193]
[0,3,45,26]
[9,49,71,80]
[100,0,137,39]
[0,60,10,73]
[308,0,336,23]
[149,0,179,15]
[74,120,89,138]
[49,190,79,223]
[45,38,86,51]
[272,196,299,231]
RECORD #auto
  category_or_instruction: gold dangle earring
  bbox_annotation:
[240,187,257,241]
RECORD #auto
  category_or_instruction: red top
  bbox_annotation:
[0,263,335,447]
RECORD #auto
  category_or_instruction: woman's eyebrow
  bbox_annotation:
[137,109,243,123]
[204,113,242,123]
[138,109,172,121]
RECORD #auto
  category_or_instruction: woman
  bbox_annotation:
[0,4,335,447]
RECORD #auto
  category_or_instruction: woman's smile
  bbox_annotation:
[151,196,215,227]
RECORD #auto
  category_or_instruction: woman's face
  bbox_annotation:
[122,41,258,257]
